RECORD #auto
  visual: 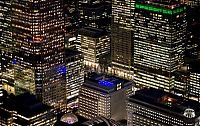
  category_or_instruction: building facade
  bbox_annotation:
[133,1,187,91]
[78,0,111,31]
[65,49,84,109]
[111,0,134,73]
[79,72,133,120]
[11,0,66,110]
[0,0,13,104]
[127,88,200,126]
[185,5,200,59]
[78,27,110,71]
[64,0,80,49]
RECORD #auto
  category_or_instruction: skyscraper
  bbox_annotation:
[133,0,187,91]
[64,0,80,49]
[65,49,84,109]
[185,5,200,59]
[11,0,66,110]
[78,0,111,31]
[0,0,13,104]
[110,0,135,79]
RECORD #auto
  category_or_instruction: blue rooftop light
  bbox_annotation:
[57,66,67,74]
[98,80,114,88]
[12,58,17,64]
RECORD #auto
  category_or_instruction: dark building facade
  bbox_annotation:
[185,6,200,59]
[78,0,111,31]
[64,0,80,49]
[0,93,56,126]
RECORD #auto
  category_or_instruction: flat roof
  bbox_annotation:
[0,108,12,119]
[1,93,52,118]
[78,27,107,38]
[84,72,132,93]
[65,48,83,58]
[135,0,186,15]
[129,88,200,118]
[189,59,200,73]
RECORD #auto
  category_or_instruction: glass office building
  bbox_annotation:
[133,0,187,92]
[65,49,84,109]
[111,0,134,71]
[0,0,13,104]
[11,0,66,110]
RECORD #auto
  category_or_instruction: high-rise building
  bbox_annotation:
[110,0,135,79]
[79,72,133,120]
[133,0,187,91]
[174,67,190,97]
[185,6,200,59]
[188,61,200,102]
[65,49,84,109]
[78,27,110,70]
[127,88,200,126]
[0,0,13,104]
[187,0,200,7]
[78,0,111,31]
[11,0,66,110]
[0,93,56,126]
[64,0,80,49]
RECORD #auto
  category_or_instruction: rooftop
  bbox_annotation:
[84,72,132,93]
[135,0,186,15]
[78,27,107,38]
[0,108,12,119]
[65,48,83,58]
[189,59,200,73]
[129,88,200,118]
[1,93,52,118]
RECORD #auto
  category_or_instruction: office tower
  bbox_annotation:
[187,0,200,7]
[174,66,190,96]
[11,0,66,110]
[0,93,56,126]
[79,72,133,120]
[188,61,200,102]
[78,0,111,31]
[133,1,187,91]
[110,0,135,79]
[64,0,80,49]
[127,88,200,126]
[0,0,13,103]
[78,27,110,70]
[185,6,200,59]
[65,49,84,109]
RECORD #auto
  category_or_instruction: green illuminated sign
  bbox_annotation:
[135,3,186,15]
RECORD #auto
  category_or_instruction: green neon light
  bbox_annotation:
[135,3,186,15]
